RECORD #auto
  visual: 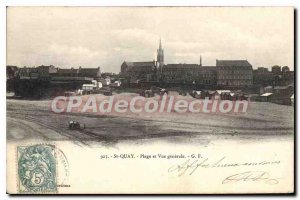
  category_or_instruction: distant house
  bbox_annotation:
[259,85,294,105]
[6,65,18,80]
[272,85,294,105]
[6,65,19,92]
[53,67,101,81]
[273,85,294,95]
[17,67,39,79]
[120,61,156,82]
[56,68,79,77]
[216,60,253,87]
[78,67,101,78]
[15,65,58,80]
[82,84,94,91]
[253,67,273,86]
[37,65,58,78]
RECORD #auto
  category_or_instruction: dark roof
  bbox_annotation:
[123,61,155,71]
[164,64,199,69]
[78,68,101,77]
[217,60,252,67]
[7,65,18,70]
[18,67,38,72]
[38,65,55,69]
[216,60,252,67]
[79,68,100,73]
[124,61,155,67]
[57,68,79,74]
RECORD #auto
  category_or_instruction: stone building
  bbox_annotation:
[253,67,273,86]
[55,68,79,77]
[281,66,294,86]
[78,67,101,78]
[16,65,58,80]
[14,65,101,81]
[216,60,253,87]
[120,61,156,82]
[16,67,40,79]
[161,64,199,82]
[253,65,294,86]
[120,40,299,88]
[160,64,217,84]
[196,66,217,85]
[256,67,269,73]
[55,67,101,79]
[37,65,58,78]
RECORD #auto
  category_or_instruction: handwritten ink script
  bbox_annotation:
[168,156,281,177]
[222,171,280,185]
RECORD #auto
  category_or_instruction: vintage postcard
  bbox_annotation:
[6,7,294,194]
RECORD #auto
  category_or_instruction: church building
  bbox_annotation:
[120,39,253,88]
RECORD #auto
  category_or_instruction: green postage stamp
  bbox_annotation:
[17,145,57,193]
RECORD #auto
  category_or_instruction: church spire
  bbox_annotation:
[159,38,162,49]
[157,37,164,78]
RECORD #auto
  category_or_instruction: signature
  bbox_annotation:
[168,159,208,176]
[222,171,280,185]
[168,158,281,177]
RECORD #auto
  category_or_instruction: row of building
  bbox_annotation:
[7,40,294,89]
[253,65,294,86]
[6,65,118,98]
[120,40,294,88]
[6,65,102,81]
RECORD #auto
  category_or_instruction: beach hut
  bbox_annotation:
[260,93,273,102]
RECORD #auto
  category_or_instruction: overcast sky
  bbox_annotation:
[7,7,294,73]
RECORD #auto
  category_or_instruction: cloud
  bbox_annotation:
[47,44,108,66]
[7,7,294,72]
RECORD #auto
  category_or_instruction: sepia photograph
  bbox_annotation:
[5,6,295,194]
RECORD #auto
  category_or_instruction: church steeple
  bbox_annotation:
[156,38,165,81]
[159,38,162,49]
[157,38,164,73]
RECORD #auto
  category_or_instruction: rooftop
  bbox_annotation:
[216,60,252,69]
[261,93,273,97]
[123,61,155,67]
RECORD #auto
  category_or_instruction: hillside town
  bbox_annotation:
[6,40,294,105]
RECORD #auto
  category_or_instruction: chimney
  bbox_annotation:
[200,55,202,67]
